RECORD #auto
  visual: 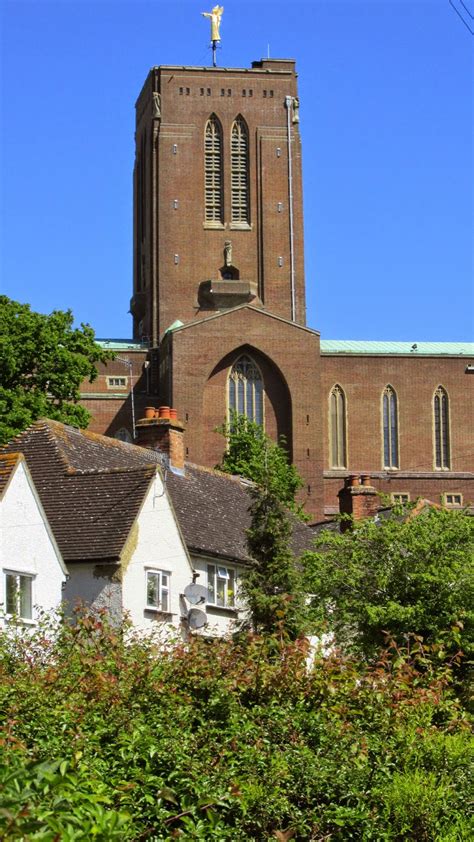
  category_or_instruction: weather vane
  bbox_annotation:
[201,5,224,67]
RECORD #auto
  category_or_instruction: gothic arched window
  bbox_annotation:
[228,355,263,425]
[204,115,223,224]
[382,385,399,469]
[231,117,250,225]
[434,386,450,469]
[329,385,347,468]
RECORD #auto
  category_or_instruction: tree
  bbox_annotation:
[304,505,474,661]
[0,296,114,444]
[242,484,309,639]
[216,413,304,514]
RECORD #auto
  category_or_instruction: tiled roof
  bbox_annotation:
[0,452,22,495]
[1,421,315,566]
[320,340,474,356]
[166,463,314,563]
[1,421,157,562]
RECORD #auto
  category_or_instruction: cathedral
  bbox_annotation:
[80,57,473,521]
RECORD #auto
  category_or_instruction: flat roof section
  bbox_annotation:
[320,341,474,357]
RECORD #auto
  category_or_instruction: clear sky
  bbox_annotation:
[1,0,473,341]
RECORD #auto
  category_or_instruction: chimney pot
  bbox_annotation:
[158,406,171,419]
[144,406,156,420]
[169,408,178,420]
[361,474,371,487]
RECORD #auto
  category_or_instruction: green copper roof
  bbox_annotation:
[164,319,185,335]
[320,340,474,356]
[96,339,148,351]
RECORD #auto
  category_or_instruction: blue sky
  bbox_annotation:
[1,0,472,341]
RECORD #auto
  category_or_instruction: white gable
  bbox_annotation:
[0,459,66,625]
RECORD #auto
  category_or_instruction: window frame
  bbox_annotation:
[391,492,410,505]
[207,563,237,610]
[381,385,399,470]
[145,568,171,613]
[443,493,463,507]
[4,570,35,622]
[433,386,451,470]
[227,355,264,427]
[204,114,224,228]
[230,116,251,229]
[328,384,347,469]
[106,376,128,389]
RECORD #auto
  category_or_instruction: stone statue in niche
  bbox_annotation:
[292,97,300,124]
[152,92,161,120]
[224,240,232,267]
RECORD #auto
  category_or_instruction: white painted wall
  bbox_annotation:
[63,563,122,624]
[191,555,247,638]
[121,471,195,637]
[0,460,66,626]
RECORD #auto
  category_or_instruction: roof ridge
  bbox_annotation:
[186,461,256,486]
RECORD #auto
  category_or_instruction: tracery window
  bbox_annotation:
[231,117,250,225]
[434,386,450,469]
[329,385,347,468]
[204,115,223,224]
[382,386,399,469]
[228,355,263,425]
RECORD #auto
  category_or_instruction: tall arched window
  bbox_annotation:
[228,355,263,425]
[434,386,450,469]
[382,386,399,469]
[231,117,250,225]
[329,385,347,468]
[204,115,223,224]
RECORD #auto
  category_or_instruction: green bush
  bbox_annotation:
[0,611,472,840]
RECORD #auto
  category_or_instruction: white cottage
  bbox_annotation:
[1,417,314,636]
[0,452,67,626]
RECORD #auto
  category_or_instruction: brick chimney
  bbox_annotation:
[135,406,185,474]
[338,474,379,531]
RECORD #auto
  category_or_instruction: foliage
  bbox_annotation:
[242,486,309,639]
[0,609,472,840]
[216,412,304,514]
[0,296,114,444]
[304,506,474,667]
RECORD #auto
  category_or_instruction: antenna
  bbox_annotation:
[183,582,208,605]
[267,43,270,58]
[188,608,208,630]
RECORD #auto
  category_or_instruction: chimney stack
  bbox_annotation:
[135,406,185,474]
[338,474,379,531]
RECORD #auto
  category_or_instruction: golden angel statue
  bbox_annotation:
[202,5,224,42]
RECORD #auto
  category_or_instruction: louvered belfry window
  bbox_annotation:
[231,117,250,224]
[204,116,223,223]
[329,385,347,468]
[434,386,450,469]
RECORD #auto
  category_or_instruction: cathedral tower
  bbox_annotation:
[130,59,306,344]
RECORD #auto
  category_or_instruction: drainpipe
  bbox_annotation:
[285,95,296,322]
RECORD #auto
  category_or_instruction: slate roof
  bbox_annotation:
[166,463,315,563]
[1,420,315,566]
[1,421,158,562]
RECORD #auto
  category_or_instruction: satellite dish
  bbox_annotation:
[184,582,208,605]
[188,608,208,630]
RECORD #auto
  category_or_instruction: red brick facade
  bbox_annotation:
[79,59,473,522]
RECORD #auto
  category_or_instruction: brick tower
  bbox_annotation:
[129,59,324,519]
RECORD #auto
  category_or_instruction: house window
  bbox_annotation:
[145,570,170,612]
[444,493,462,507]
[204,115,223,224]
[207,564,236,608]
[434,386,450,469]
[106,376,127,389]
[5,571,33,620]
[228,355,263,425]
[391,493,410,504]
[231,117,250,224]
[329,385,347,468]
[382,386,399,469]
